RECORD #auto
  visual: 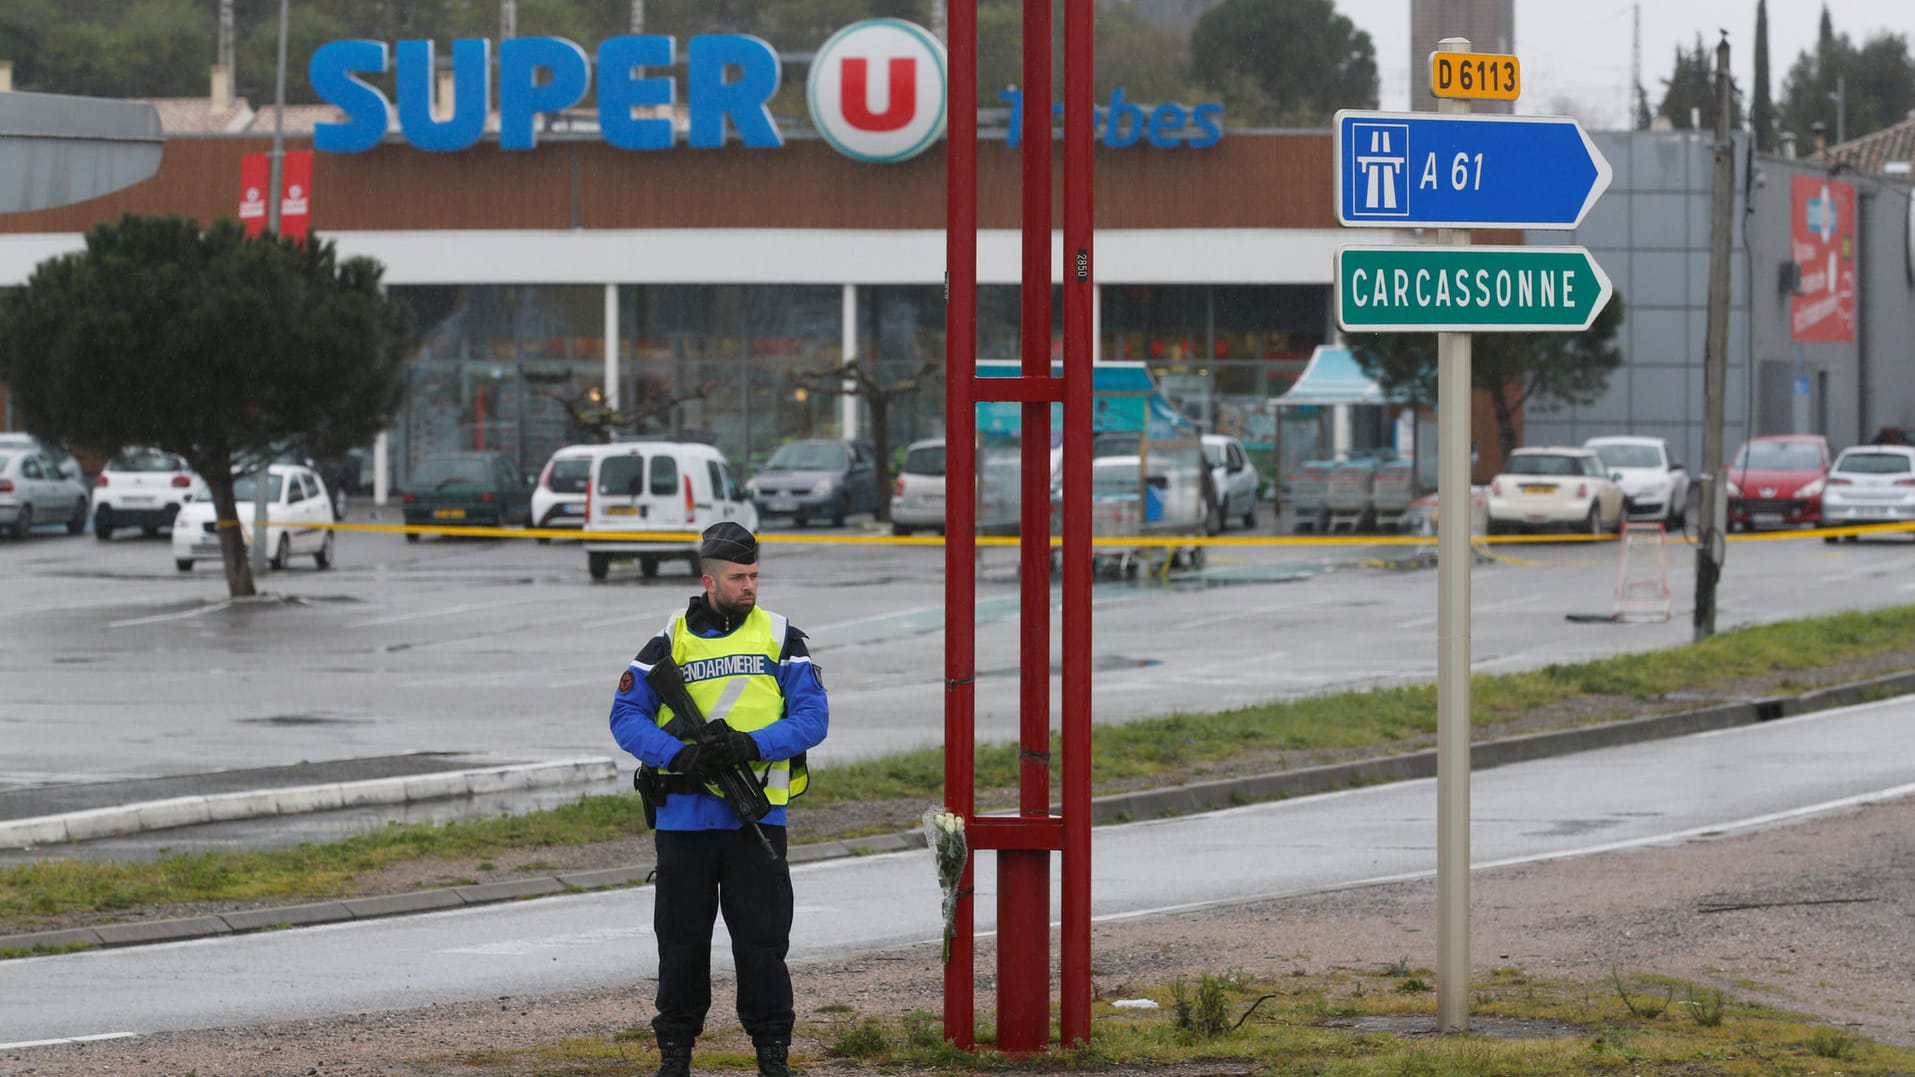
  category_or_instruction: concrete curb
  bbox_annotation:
[5,668,1915,957]
[0,758,618,850]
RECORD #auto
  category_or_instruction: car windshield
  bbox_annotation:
[1506,454,1585,476]
[549,458,591,493]
[1202,442,1225,468]
[766,443,845,470]
[1836,452,1913,475]
[1737,442,1822,470]
[110,449,183,473]
[1592,444,1661,469]
[903,445,945,476]
[412,457,491,486]
[229,474,285,502]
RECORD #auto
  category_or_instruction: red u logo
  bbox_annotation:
[840,57,916,131]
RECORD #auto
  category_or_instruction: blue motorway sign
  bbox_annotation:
[1334,110,1612,231]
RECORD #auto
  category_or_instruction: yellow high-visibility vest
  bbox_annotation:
[659,606,809,804]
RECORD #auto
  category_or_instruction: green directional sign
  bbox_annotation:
[1335,245,1612,333]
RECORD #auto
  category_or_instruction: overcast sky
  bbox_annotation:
[1334,0,1912,130]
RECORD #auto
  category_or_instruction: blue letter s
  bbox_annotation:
[310,40,390,153]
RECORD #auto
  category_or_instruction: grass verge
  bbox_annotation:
[425,965,1915,1076]
[5,603,1915,928]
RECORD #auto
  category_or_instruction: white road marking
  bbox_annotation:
[106,602,232,629]
[0,1032,138,1051]
[1395,592,1544,630]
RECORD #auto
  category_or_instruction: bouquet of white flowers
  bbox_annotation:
[922,808,969,964]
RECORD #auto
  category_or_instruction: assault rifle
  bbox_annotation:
[645,658,778,859]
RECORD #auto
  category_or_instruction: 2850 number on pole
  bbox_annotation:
[1429,52,1520,102]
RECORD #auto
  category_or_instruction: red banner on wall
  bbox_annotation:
[1791,175,1855,343]
[238,150,314,241]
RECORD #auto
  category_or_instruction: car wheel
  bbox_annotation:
[94,520,113,541]
[640,556,659,578]
[1586,505,1603,536]
[269,534,291,570]
[793,512,808,528]
[1823,534,1839,545]
[10,505,31,539]
[1204,498,1224,536]
[829,495,847,528]
[314,531,334,570]
[536,534,551,545]
[686,556,700,577]
[67,498,86,535]
[892,522,912,536]
[175,558,193,572]
[405,531,421,544]
[1242,500,1257,530]
[141,526,159,538]
[588,552,610,581]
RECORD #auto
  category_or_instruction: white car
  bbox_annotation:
[1820,444,1915,540]
[1584,435,1691,528]
[91,446,208,540]
[171,464,337,572]
[891,438,947,536]
[0,433,81,483]
[1486,446,1626,535]
[1201,434,1261,532]
[530,444,598,539]
[0,447,89,538]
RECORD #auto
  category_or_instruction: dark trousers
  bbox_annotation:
[652,825,794,1044]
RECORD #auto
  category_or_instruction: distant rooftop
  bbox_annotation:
[1811,115,1915,177]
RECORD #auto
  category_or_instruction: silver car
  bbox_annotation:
[890,438,947,536]
[1820,444,1915,542]
[0,448,90,538]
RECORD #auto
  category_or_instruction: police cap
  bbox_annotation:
[699,521,758,564]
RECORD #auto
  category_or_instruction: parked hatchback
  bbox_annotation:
[0,448,89,538]
[400,451,534,541]
[1727,434,1830,531]
[746,438,879,527]
[891,438,947,536]
[531,444,598,539]
[1820,445,1915,541]
[1584,435,1691,528]
[172,463,336,571]
[91,447,208,539]
[1485,447,1625,535]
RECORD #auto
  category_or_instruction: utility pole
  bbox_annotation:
[1694,32,1734,641]
[252,0,291,579]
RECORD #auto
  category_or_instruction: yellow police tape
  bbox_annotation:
[298,517,1915,548]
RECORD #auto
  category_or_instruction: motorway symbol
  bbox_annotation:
[1335,109,1611,230]
[1429,51,1521,101]
[1334,245,1613,333]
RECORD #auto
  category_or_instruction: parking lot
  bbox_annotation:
[4,493,1911,799]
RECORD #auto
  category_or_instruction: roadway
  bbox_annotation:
[3,693,1911,1043]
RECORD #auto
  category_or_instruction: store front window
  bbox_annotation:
[392,284,605,483]
[1099,283,1328,450]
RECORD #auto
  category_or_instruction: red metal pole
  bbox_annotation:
[942,0,979,1050]
[1059,0,1094,1047]
[997,0,1053,1054]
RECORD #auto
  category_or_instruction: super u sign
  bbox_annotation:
[806,19,948,164]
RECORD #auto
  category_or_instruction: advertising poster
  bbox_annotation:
[1791,175,1855,343]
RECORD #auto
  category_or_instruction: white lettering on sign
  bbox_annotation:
[1356,268,1580,311]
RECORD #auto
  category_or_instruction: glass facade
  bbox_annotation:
[386,282,1330,483]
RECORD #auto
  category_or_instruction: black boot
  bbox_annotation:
[655,1039,694,1077]
[752,1039,790,1077]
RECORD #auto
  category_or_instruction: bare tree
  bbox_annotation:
[785,358,939,524]
[541,378,719,445]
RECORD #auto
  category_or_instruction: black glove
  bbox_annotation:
[669,744,718,779]
[696,720,760,765]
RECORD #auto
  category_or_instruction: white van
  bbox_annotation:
[580,441,757,581]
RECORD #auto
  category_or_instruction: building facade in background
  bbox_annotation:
[1410,0,1514,114]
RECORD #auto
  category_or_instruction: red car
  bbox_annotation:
[1727,434,1831,531]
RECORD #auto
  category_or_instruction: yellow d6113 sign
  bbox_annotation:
[1429,52,1520,101]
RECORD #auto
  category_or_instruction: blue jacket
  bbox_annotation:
[609,595,829,830]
